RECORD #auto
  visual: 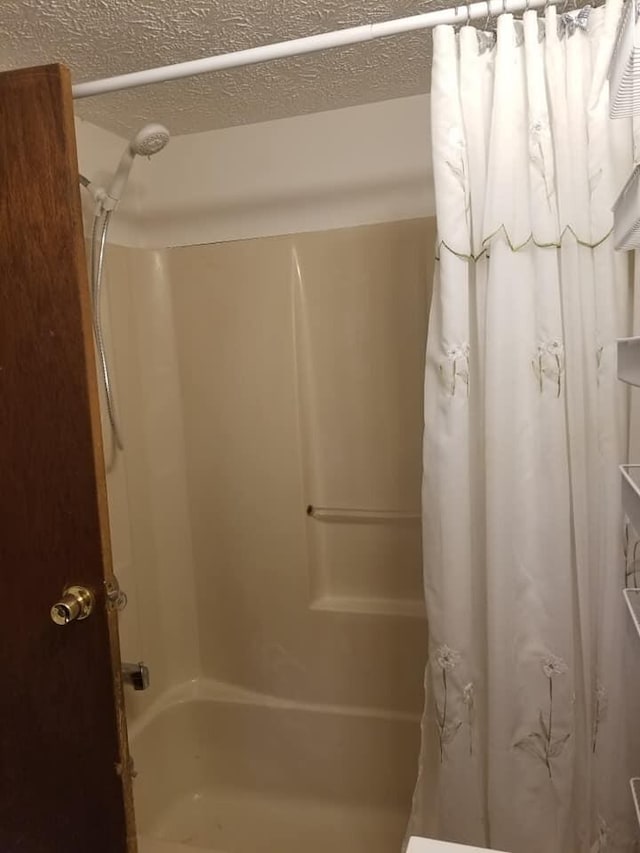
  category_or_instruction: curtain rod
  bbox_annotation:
[72,0,562,100]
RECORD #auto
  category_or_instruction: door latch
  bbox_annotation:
[105,576,128,613]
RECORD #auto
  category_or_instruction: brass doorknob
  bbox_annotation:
[50,586,95,625]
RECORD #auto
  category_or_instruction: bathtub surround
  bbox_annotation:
[94,215,434,849]
[97,247,200,717]
[409,4,640,851]
[104,220,432,708]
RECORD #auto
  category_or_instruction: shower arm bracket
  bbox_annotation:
[100,194,119,212]
[79,174,110,214]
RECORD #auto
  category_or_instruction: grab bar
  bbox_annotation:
[306,505,420,523]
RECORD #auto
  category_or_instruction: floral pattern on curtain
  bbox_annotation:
[408,3,640,851]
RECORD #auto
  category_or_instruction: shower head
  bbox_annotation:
[130,123,170,156]
[106,122,170,208]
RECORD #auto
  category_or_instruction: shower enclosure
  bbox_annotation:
[97,222,434,852]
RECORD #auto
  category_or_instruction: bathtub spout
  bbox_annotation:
[122,662,150,691]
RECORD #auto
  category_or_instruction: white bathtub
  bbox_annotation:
[130,679,421,853]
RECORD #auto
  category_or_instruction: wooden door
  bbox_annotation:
[0,64,136,852]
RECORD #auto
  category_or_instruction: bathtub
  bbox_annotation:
[130,679,421,853]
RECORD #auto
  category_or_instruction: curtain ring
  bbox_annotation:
[467,0,472,24]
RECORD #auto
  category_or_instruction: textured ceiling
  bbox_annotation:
[0,0,445,136]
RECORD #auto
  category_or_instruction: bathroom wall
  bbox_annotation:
[76,93,434,249]
[136,93,433,247]
[76,93,435,721]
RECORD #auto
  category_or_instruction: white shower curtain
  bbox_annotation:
[409,3,640,851]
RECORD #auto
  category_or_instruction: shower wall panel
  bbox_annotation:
[168,218,434,715]
[98,245,200,721]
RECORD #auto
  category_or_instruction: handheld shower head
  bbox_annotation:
[130,123,170,156]
[106,122,170,208]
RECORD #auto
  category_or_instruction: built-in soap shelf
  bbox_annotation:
[617,337,640,386]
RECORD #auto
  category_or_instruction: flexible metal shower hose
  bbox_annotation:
[90,209,124,452]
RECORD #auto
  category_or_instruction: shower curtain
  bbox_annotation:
[408,3,640,851]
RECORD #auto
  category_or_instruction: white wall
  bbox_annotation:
[75,94,434,249]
